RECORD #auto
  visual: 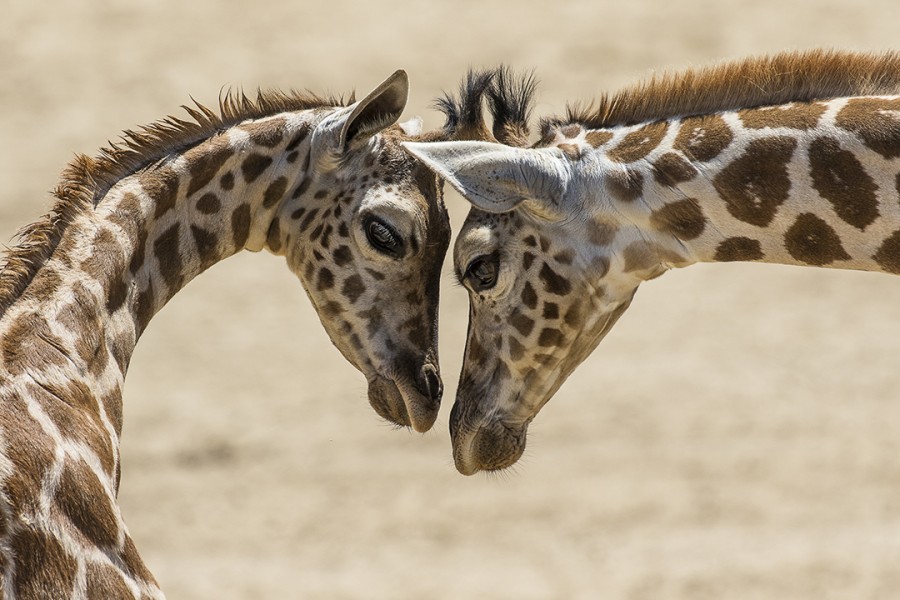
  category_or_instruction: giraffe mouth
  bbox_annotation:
[449,401,528,475]
[367,371,441,433]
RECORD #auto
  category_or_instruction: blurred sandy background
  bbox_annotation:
[3,1,900,598]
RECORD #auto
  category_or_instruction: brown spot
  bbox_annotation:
[266,218,283,253]
[86,561,134,599]
[333,246,352,267]
[101,384,124,437]
[317,267,334,290]
[153,223,184,294]
[185,136,235,197]
[0,394,55,515]
[523,235,537,247]
[623,241,661,274]
[713,136,797,226]
[239,118,286,148]
[231,204,252,248]
[263,176,288,209]
[585,130,613,148]
[286,123,311,151]
[607,121,669,163]
[508,336,525,361]
[341,274,366,303]
[291,207,306,220]
[653,152,698,186]
[122,534,156,583]
[134,281,155,335]
[292,177,312,199]
[195,192,221,214]
[538,327,564,347]
[22,267,62,303]
[510,309,535,337]
[220,171,235,190]
[58,282,107,376]
[836,98,900,159]
[808,136,879,230]
[673,114,734,162]
[1,312,68,376]
[107,192,143,246]
[520,281,538,309]
[55,457,119,548]
[467,334,487,366]
[557,143,582,160]
[553,250,574,265]
[714,237,764,262]
[539,236,551,252]
[650,198,706,240]
[739,102,827,130]
[80,229,127,307]
[873,230,900,273]
[784,213,851,266]
[314,189,329,200]
[605,169,644,202]
[543,302,559,319]
[522,252,535,270]
[563,302,584,328]
[11,527,77,598]
[129,228,148,276]
[299,208,319,233]
[140,166,179,220]
[588,218,618,246]
[538,262,571,295]
[191,225,219,268]
[560,124,583,138]
[241,153,273,183]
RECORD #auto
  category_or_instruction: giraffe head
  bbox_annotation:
[405,135,660,471]
[271,71,451,432]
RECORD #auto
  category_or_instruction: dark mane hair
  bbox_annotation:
[0,89,349,314]
[555,49,900,131]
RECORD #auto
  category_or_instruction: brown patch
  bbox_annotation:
[263,176,288,209]
[231,204,252,248]
[508,336,526,361]
[607,122,669,163]
[317,267,335,290]
[341,274,366,303]
[509,309,535,337]
[239,118,286,148]
[0,394,55,515]
[85,561,134,599]
[191,225,219,268]
[553,250,574,265]
[563,302,584,328]
[623,241,661,273]
[605,169,644,202]
[55,457,120,548]
[101,384,124,437]
[122,534,157,583]
[873,230,900,273]
[557,143,583,160]
[266,218,283,253]
[653,152,698,186]
[522,252,535,270]
[241,153,273,183]
[220,171,235,190]
[650,198,707,240]
[333,246,352,267]
[714,237,764,262]
[560,124,583,138]
[185,136,235,197]
[58,282,107,376]
[153,223,184,294]
[292,178,312,199]
[739,102,827,130]
[538,262,572,295]
[1,312,68,376]
[195,192,221,214]
[11,527,77,598]
[286,123,311,151]
[784,212,851,265]
[80,229,127,307]
[22,267,62,303]
[467,334,487,366]
[129,228,148,276]
[139,166,180,220]
[835,97,900,159]
[808,136,879,230]
[673,114,734,162]
[520,281,538,309]
[542,302,559,319]
[585,130,613,148]
[588,218,618,246]
[134,281,155,335]
[538,328,564,347]
[713,136,797,226]
[298,208,319,233]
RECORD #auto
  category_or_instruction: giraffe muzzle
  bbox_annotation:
[366,364,442,433]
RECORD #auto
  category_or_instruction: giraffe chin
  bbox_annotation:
[367,375,440,433]
[451,417,528,476]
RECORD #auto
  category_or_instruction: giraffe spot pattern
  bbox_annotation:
[55,457,120,548]
[195,192,221,214]
[220,171,235,191]
[153,223,184,294]
[873,230,900,273]
[673,114,734,162]
[140,167,179,220]
[238,118,286,148]
[134,281,155,335]
[266,218,283,253]
[542,302,559,319]
[808,136,879,230]
[85,561,135,599]
[835,97,900,159]
[508,335,525,361]
[607,122,669,163]
[510,309,535,337]
[231,204,252,248]
[784,212,851,265]
[241,153,273,183]
[262,176,288,209]
[2,312,68,375]
[538,328,564,347]
[714,237,764,261]
[650,198,707,240]
[10,526,77,598]
[739,102,827,130]
[713,136,797,227]
[520,281,538,309]
[585,130,613,148]
[652,152,698,186]
[605,169,644,202]
[588,218,618,246]
[191,224,219,268]
[341,274,366,303]
[333,246,352,267]
[538,262,571,295]
[0,394,55,515]
[185,136,235,197]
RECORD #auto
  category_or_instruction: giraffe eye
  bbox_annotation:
[364,217,404,258]
[465,254,499,291]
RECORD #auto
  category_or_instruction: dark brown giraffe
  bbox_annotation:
[0,71,453,598]
[406,51,900,474]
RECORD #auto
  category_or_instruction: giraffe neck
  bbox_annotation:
[582,95,900,278]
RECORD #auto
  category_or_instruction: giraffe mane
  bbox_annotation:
[546,49,900,133]
[0,88,351,314]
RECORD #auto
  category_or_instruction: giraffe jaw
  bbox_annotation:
[449,402,528,475]
[367,374,440,433]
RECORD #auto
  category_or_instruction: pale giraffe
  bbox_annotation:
[406,51,900,475]
[0,70,454,598]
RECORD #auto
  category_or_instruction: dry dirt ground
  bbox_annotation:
[3,1,900,598]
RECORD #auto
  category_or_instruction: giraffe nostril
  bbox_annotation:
[419,364,443,407]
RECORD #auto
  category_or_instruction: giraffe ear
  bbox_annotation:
[338,69,409,151]
[402,141,569,214]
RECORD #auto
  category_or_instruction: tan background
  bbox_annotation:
[3,1,900,598]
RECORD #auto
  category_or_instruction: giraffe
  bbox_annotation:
[405,51,900,475]
[0,70,453,598]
